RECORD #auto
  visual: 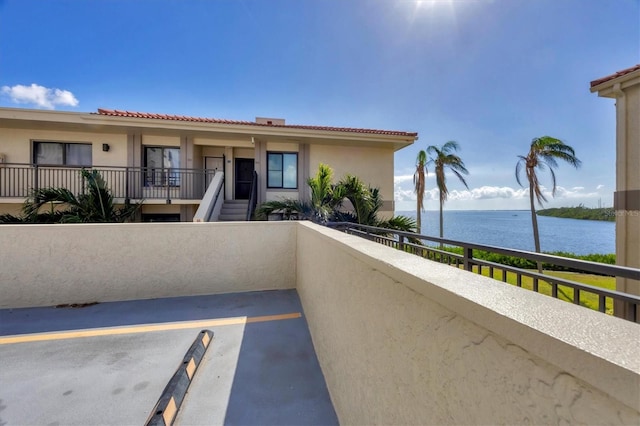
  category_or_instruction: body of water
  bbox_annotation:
[395,210,615,255]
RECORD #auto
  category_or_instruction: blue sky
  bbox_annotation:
[1,0,638,211]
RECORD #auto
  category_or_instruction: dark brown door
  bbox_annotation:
[235,158,254,199]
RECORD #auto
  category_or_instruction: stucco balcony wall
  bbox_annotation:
[1,221,638,424]
[0,222,296,308]
[295,222,640,425]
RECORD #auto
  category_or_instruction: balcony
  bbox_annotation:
[0,221,638,424]
[0,163,216,203]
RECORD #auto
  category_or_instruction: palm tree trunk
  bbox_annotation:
[439,196,444,249]
[416,202,422,234]
[529,182,543,273]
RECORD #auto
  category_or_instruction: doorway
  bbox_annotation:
[235,158,255,199]
[205,156,224,186]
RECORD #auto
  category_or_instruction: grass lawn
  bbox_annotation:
[463,266,615,315]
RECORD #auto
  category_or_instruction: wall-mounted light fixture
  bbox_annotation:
[102,144,110,152]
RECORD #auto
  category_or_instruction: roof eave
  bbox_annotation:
[590,68,640,96]
[82,113,417,146]
[0,107,418,150]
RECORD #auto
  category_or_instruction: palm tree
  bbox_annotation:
[0,169,140,223]
[256,163,343,223]
[516,136,581,261]
[413,150,428,233]
[256,164,416,233]
[307,163,345,222]
[335,175,415,230]
[427,141,469,241]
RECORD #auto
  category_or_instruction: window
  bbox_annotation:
[144,146,180,186]
[267,152,297,189]
[141,213,181,222]
[33,142,92,166]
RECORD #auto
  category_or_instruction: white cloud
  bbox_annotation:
[552,185,599,199]
[393,173,610,211]
[394,174,415,184]
[450,186,529,201]
[1,83,79,109]
[596,184,605,190]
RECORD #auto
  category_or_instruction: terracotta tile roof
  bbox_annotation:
[95,108,418,137]
[590,64,640,88]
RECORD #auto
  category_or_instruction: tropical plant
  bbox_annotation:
[0,169,141,224]
[255,163,416,233]
[334,175,416,231]
[426,141,469,241]
[307,163,346,222]
[413,150,428,233]
[255,164,341,223]
[516,136,581,263]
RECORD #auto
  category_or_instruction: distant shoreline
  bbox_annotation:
[536,207,615,222]
[395,209,530,213]
[392,209,614,254]
[394,208,615,222]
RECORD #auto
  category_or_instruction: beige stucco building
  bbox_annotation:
[591,64,640,320]
[0,107,416,221]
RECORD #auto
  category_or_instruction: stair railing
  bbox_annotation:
[246,171,258,221]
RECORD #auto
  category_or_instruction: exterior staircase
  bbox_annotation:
[218,200,249,221]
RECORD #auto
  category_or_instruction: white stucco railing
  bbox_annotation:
[0,222,296,307]
[295,222,640,424]
[193,172,224,222]
[0,221,638,424]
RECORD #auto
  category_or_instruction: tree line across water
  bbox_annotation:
[537,205,615,222]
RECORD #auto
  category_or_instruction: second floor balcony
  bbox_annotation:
[0,163,217,203]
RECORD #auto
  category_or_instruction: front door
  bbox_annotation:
[205,156,224,186]
[235,158,254,200]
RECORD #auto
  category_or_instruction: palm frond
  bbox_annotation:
[19,170,140,223]
[441,140,460,153]
[255,199,327,222]
[22,187,80,219]
[308,164,332,205]
[515,158,525,187]
[520,136,581,207]
[377,215,417,232]
[0,214,25,224]
[548,164,557,197]
[451,169,469,189]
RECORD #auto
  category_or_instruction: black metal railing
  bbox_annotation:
[246,170,258,221]
[328,222,640,322]
[0,163,216,202]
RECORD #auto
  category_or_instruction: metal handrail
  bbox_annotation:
[0,163,216,201]
[211,173,225,221]
[246,170,258,221]
[328,222,640,322]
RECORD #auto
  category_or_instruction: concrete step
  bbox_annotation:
[218,200,249,221]
[218,214,247,221]
[221,204,248,212]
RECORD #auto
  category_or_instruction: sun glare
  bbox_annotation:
[404,0,460,28]
[415,0,454,9]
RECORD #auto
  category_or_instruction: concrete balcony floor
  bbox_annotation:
[0,289,338,426]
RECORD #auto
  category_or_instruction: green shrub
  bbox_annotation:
[431,245,614,273]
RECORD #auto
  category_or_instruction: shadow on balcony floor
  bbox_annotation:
[0,290,338,426]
